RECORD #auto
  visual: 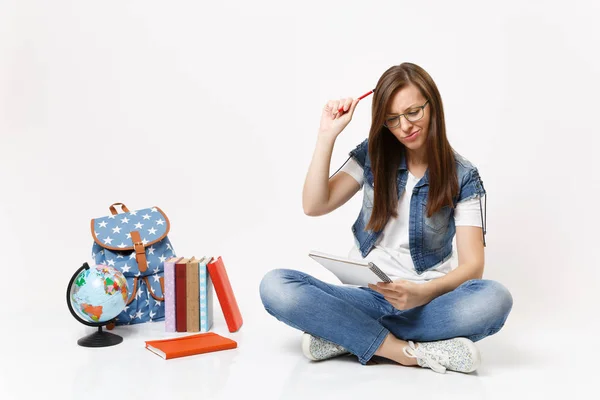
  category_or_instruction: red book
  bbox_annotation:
[175,258,190,332]
[145,332,237,360]
[207,256,243,332]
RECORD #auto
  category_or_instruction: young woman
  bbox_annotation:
[259,62,513,374]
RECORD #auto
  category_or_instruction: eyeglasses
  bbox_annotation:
[383,100,429,129]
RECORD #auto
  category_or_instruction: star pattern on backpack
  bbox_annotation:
[91,205,176,326]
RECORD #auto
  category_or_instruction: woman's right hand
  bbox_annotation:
[318,97,360,141]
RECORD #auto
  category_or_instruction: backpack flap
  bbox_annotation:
[91,205,172,276]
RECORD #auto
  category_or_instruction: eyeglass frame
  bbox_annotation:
[383,100,430,129]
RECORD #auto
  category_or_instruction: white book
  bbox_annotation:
[198,256,214,332]
[308,250,392,286]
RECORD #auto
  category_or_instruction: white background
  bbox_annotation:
[1,1,598,399]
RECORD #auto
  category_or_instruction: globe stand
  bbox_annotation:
[77,326,123,348]
[67,262,125,348]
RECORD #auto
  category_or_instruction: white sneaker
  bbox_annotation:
[403,337,481,374]
[301,333,349,361]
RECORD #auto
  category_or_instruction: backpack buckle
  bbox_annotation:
[130,231,148,273]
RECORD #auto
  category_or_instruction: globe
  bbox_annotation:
[69,264,128,324]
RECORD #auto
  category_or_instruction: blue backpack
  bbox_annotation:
[91,203,176,326]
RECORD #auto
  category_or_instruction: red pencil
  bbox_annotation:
[337,89,375,114]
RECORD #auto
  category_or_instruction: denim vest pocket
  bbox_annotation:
[421,201,453,252]
[422,201,452,232]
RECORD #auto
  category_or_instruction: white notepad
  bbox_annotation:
[308,250,392,286]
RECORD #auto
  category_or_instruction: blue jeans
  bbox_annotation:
[259,269,513,365]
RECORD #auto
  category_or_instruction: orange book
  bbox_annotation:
[145,332,237,360]
[207,256,243,332]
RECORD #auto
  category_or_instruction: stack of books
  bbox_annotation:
[163,256,243,333]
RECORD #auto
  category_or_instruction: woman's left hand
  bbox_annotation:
[368,280,432,310]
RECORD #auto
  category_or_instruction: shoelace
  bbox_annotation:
[403,341,449,374]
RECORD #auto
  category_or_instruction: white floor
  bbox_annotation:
[2,296,596,400]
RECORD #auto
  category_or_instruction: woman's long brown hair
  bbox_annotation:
[366,62,458,232]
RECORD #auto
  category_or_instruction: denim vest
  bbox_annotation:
[348,139,486,274]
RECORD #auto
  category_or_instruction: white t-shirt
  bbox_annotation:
[340,157,485,283]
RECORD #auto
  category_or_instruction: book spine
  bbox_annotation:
[175,262,187,332]
[199,262,213,332]
[207,256,243,332]
[207,269,214,331]
[164,260,177,332]
[186,262,200,332]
